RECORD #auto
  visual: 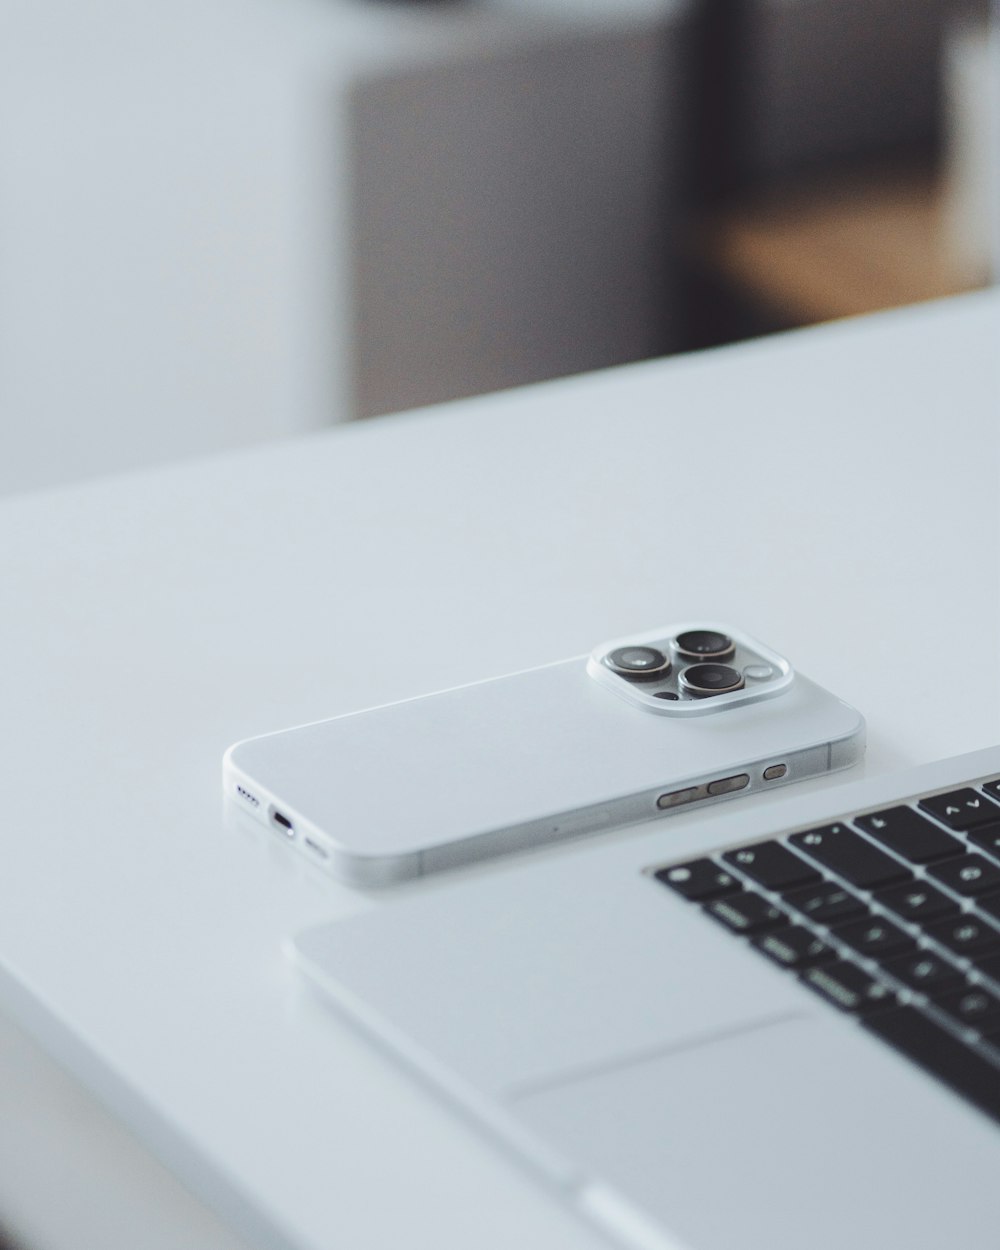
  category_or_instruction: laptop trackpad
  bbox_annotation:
[293,873,814,1094]
[511,1013,1000,1250]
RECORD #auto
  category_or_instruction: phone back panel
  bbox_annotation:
[225,659,864,883]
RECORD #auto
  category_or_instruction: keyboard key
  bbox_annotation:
[924,914,1000,959]
[932,985,1000,1035]
[966,823,1000,862]
[971,951,1000,984]
[982,780,1000,803]
[872,881,959,925]
[854,806,964,863]
[752,926,836,970]
[704,893,786,934]
[789,824,910,889]
[973,893,1000,925]
[863,1006,1000,1123]
[919,788,1000,831]
[882,950,965,994]
[782,881,867,925]
[832,915,915,960]
[801,962,896,1013]
[654,859,742,901]
[926,854,1000,898]
[722,841,821,890]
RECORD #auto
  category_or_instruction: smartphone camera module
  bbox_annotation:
[678,663,746,698]
[587,623,795,718]
[605,645,672,682]
[673,630,735,662]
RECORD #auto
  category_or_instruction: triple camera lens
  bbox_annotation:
[606,632,746,699]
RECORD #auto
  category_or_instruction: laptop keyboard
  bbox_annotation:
[652,777,1000,1124]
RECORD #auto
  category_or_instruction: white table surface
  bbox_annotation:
[1,290,999,1250]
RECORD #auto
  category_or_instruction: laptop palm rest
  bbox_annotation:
[512,1012,999,1250]
[294,840,1000,1250]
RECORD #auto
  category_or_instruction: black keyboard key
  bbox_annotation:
[919,788,1000,831]
[972,950,1000,984]
[932,985,1000,1035]
[654,858,742,901]
[788,823,910,889]
[832,915,915,960]
[704,892,786,934]
[722,840,821,890]
[782,881,867,926]
[924,914,1000,959]
[863,1006,1000,1123]
[966,824,1000,862]
[926,854,1000,898]
[982,780,1000,803]
[873,881,959,925]
[801,961,896,1013]
[854,806,964,863]
[752,926,836,970]
[975,894,1000,926]
[882,950,965,993]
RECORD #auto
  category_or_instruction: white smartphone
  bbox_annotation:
[223,623,865,887]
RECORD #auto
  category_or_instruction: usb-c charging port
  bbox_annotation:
[272,810,294,836]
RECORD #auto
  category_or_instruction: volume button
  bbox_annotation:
[657,784,709,810]
[707,773,750,796]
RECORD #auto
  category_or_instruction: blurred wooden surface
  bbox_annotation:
[702,165,987,325]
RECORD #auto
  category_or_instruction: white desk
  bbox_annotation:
[1,291,999,1250]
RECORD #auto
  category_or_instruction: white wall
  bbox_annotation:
[0,0,687,496]
[0,0,342,496]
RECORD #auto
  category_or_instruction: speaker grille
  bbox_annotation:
[235,784,260,808]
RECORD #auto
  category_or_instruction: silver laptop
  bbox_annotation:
[293,745,1000,1250]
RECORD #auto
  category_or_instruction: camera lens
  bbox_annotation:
[605,646,672,682]
[679,663,745,698]
[673,630,735,662]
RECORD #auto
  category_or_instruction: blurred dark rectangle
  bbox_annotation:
[731,0,978,182]
[349,10,692,418]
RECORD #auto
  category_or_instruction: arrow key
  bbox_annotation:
[967,824,1000,863]
[919,788,1000,831]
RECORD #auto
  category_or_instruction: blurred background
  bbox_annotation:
[2,0,998,499]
